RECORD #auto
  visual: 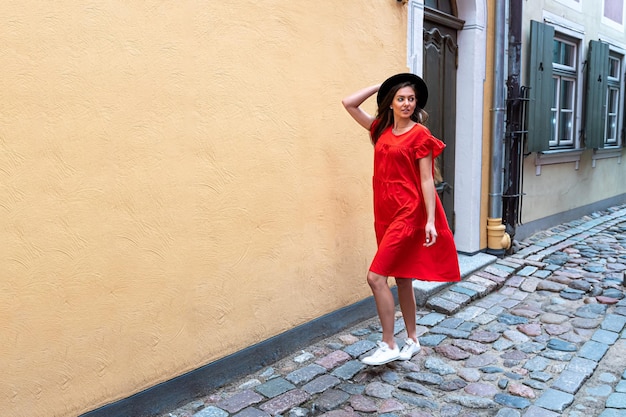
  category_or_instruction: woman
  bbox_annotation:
[342,73,461,366]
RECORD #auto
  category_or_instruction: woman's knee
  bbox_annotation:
[367,271,387,290]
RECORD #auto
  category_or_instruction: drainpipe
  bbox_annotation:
[486,0,511,256]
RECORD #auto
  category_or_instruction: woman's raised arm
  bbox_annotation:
[341,84,380,130]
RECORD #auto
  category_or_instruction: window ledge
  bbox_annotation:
[592,148,623,167]
[534,149,583,175]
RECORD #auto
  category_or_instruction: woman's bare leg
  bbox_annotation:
[396,278,417,342]
[367,270,397,348]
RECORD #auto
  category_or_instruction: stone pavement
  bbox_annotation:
[163,204,626,417]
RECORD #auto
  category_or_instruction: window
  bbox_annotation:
[585,40,624,150]
[604,0,624,24]
[551,37,578,148]
[605,54,622,147]
[587,44,625,166]
[602,0,625,31]
[424,0,454,15]
[527,21,583,153]
[527,21,623,173]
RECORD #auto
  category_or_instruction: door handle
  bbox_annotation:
[435,181,452,193]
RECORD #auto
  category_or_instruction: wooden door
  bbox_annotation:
[423,11,462,231]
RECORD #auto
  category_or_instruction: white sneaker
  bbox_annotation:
[399,338,421,360]
[361,341,400,366]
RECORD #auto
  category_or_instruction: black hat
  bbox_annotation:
[377,73,429,109]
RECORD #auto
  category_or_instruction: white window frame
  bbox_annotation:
[605,65,620,146]
[601,0,625,32]
[551,37,578,149]
[604,53,622,147]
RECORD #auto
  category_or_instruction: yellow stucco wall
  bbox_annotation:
[0,1,408,415]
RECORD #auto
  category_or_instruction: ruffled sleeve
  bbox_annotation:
[413,126,446,160]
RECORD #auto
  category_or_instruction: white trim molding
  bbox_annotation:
[454,0,487,253]
[535,150,583,175]
[592,148,623,167]
[407,0,425,75]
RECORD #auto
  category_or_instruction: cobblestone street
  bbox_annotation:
[163,204,626,417]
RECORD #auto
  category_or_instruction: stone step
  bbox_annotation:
[413,251,497,305]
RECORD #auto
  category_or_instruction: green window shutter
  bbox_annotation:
[584,40,609,149]
[526,20,554,153]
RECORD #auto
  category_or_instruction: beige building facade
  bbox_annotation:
[517,0,626,238]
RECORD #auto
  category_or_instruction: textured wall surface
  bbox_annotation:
[0,1,408,415]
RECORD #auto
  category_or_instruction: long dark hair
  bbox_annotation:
[370,81,429,145]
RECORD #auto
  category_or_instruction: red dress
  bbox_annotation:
[369,123,460,282]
